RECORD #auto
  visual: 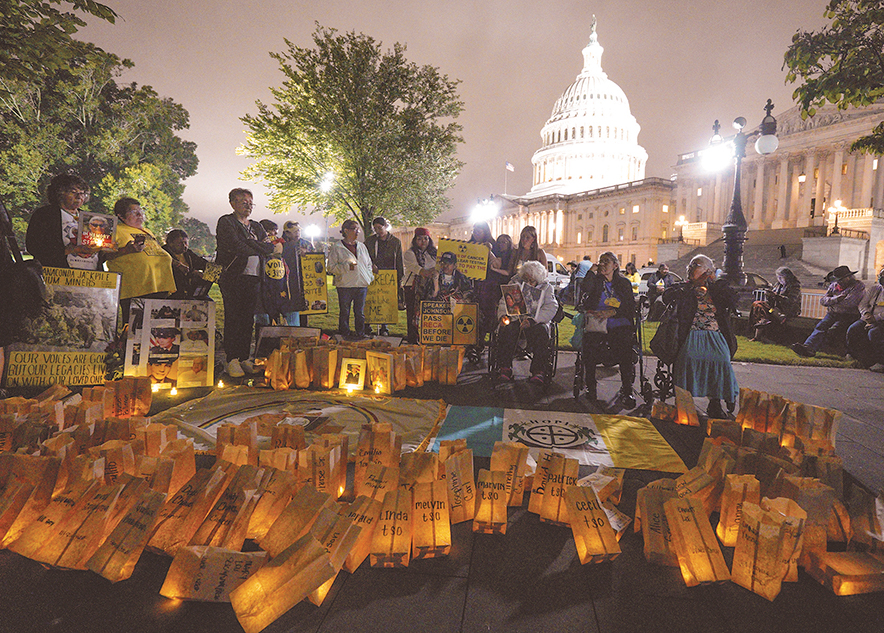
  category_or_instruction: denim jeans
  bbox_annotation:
[846,320,884,366]
[337,287,368,336]
[803,311,858,352]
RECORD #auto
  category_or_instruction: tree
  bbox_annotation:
[180,216,215,257]
[239,24,464,232]
[784,0,884,153]
[0,0,117,88]
[0,41,198,245]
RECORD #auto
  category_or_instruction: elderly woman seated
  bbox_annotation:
[493,260,558,384]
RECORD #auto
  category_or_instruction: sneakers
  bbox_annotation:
[227,358,245,378]
[791,343,816,358]
[528,374,545,385]
[497,367,514,382]
[870,363,884,373]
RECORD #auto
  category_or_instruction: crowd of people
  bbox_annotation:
[22,172,884,404]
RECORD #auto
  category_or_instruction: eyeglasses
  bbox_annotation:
[65,190,89,199]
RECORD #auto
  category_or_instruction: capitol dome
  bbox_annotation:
[528,18,647,197]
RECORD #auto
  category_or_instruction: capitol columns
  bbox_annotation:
[800,152,818,227]
[752,158,765,229]
[772,153,790,229]
[859,152,875,209]
[830,145,845,208]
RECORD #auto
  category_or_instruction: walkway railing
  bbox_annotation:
[753,288,827,319]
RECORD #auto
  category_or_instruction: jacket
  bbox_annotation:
[768,279,802,318]
[215,213,273,282]
[364,233,404,280]
[664,279,738,358]
[402,247,436,288]
[25,204,68,268]
[327,239,374,288]
[820,279,865,315]
[859,283,884,323]
[579,273,635,326]
[497,280,558,324]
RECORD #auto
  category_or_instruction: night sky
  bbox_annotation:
[81,0,830,233]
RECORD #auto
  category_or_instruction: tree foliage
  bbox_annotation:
[180,216,215,257]
[784,0,884,153]
[0,41,199,245]
[0,0,117,88]
[239,24,464,232]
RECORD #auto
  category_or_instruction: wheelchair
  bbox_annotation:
[573,296,660,404]
[487,303,564,386]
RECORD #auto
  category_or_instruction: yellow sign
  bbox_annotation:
[420,301,478,345]
[5,351,106,387]
[437,239,489,281]
[264,257,286,280]
[365,269,399,325]
[301,253,329,315]
[42,266,118,289]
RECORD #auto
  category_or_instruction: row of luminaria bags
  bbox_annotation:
[1,382,884,633]
[264,337,464,390]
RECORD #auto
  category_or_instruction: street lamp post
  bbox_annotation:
[714,99,779,285]
[674,215,688,241]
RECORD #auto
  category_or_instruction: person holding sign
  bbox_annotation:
[364,217,403,336]
[327,219,374,339]
[26,173,101,270]
[507,225,546,276]
[281,221,311,326]
[402,228,437,343]
[470,222,502,350]
[493,260,557,384]
[105,197,176,327]
[578,252,636,407]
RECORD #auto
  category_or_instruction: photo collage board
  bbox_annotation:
[124,298,215,389]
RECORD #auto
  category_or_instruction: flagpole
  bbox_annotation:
[504,168,508,196]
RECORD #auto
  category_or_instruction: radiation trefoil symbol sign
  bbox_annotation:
[455,315,474,334]
[507,419,599,449]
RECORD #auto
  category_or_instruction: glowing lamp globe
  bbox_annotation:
[755,134,779,155]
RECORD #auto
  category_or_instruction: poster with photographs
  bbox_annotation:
[338,358,366,391]
[3,267,120,388]
[124,298,215,389]
[77,211,117,250]
[365,351,393,395]
[522,284,542,319]
[501,283,527,316]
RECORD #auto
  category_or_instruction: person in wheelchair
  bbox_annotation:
[579,252,636,407]
[493,260,558,384]
[430,251,474,301]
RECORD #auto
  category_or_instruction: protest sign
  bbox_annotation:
[365,269,398,324]
[419,301,478,346]
[301,253,329,315]
[437,238,488,280]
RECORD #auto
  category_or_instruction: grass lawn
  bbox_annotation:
[210,283,853,369]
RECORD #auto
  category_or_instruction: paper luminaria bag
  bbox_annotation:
[663,496,730,586]
[717,474,761,547]
[445,449,476,524]
[490,441,529,506]
[473,469,508,535]
[370,488,413,568]
[539,453,579,527]
[340,495,383,573]
[564,485,621,564]
[636,484,678,566]
[160,546,268,602]
[411,480,450,559]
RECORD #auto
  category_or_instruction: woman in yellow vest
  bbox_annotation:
[106,197,176,325]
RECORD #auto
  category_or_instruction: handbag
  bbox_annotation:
[649,300,679,365]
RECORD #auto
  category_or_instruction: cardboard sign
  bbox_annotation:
[419,301,478,346]
[365,269,399,324]
[437,238,489,280]
[301,253,329,315]
[4,267,120,388]
[124,298,215,389]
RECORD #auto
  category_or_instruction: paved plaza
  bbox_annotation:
[0,355,882,633]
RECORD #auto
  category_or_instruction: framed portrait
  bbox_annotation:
[77,211,117,250]
[501,283,527,316]
[338,357,367,391]
[365,351,393,395]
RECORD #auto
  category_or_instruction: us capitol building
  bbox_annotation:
[448,20,884,279]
